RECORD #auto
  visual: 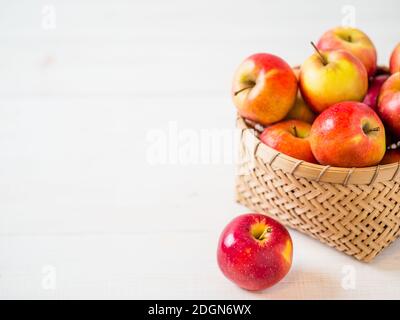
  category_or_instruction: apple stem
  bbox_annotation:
[292,126,298,137]
[258,227,272,240]
[366,127,380,133]
[311,41,328,66]
[234,86,253,96]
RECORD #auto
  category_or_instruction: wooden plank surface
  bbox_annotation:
[0,0,399,299]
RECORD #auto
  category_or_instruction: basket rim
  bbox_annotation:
[238,116,400,185]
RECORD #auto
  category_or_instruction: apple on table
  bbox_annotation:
[310,101,386,167]
[217,213,293,291]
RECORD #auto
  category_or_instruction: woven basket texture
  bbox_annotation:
[236,116,400,262]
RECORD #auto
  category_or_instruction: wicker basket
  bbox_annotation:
[235,116,400,262]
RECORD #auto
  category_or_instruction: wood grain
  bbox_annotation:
[0,0,399,299]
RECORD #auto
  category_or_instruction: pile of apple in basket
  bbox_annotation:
[216,26,400,292]
[232,28,400,167]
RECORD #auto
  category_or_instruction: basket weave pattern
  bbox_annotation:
[236,117,400,262]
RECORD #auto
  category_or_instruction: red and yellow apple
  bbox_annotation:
[217,213,292,291]
[300,47,368,113]
[285,67,316,123]
[363,74,389,110]
[232,53,298,126]
[310,101,386,167]
[380,149,400,165]
[377,73,400,137]
[390,43,400,74]
[259,120,317,163]
[317,27,377,77]
[285,97,316,124]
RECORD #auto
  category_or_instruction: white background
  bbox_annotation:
[0,0,399,299]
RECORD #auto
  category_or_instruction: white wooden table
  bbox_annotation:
[0,0,399,299]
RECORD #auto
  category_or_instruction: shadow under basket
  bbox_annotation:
[235,116,400,262]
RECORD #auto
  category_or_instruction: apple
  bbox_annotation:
[285,97,316,124]
[300,44,368,113]
[390,43,400,74]
[232,53,298,126]
[380,149,400,165]
[377,73,400,137]
[259,120,317,163]
[285,67,316,123]
[217,213,292,291]
[363,74,389,110]
[317,27,377,77]
[310,101,386,167]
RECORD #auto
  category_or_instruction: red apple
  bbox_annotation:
[300,46,368,114]
[217,213,293,291]
[259,120,317,163]
[377,73,400,137]
[232,53,298,126]
[380,149,400,165]
[363,74,389,110]
[390,43,400,74]
[310,101,386,167]
[317,27,377,77]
